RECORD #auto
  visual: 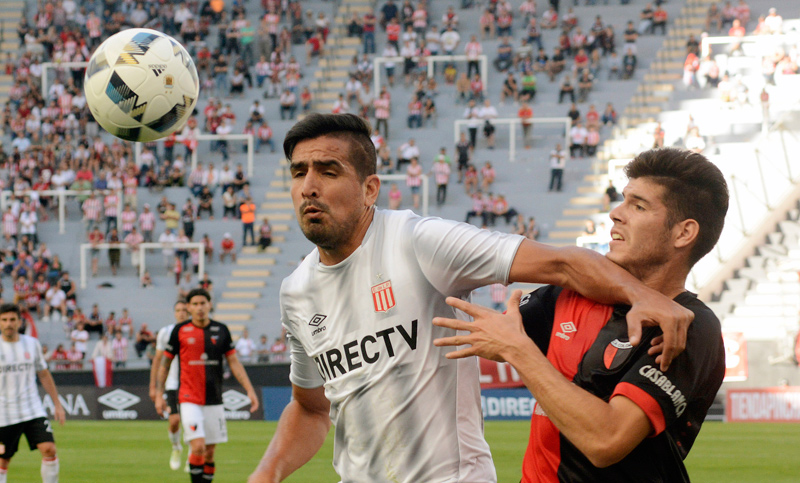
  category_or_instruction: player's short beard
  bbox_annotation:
[298,201,362,251]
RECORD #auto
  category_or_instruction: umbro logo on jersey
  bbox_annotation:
[555,321,576,341]
[371,280,395,312]
[309,314,327,327]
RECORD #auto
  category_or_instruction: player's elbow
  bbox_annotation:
[583,435,635,468]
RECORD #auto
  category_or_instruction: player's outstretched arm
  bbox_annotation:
[433,292,652,467]
[508,240,693,370]
[248,385,331,483]
[226,352,259,413]
[38,369,66,425]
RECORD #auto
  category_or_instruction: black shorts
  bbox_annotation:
[165,389,180,416]
[0,417,55,458]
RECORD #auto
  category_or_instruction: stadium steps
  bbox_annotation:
[0,8,23,122]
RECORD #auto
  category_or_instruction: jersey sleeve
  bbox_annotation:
[411,216,524,296]
[32,338,48,372]
[610,300,725,436]
[156,326,172,352]
[285,326,325,389]
[164,322,180,359]
[518,285,562,355]
[221,324,235,356]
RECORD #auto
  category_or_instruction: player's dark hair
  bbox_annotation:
[283,113,377,181]
[0,303,21,317]
[174,299,187,307]
[625,148,729,267]
[186,288,211,303]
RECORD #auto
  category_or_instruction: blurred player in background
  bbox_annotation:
[433,148,729,481]
[247,114,693,483]
[0,303,66,483]
[150,300,190,471]
[155,289,258,483]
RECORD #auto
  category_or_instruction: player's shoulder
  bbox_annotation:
[675,291,721,335]
[18,334,42,348]
[158,323,177,337]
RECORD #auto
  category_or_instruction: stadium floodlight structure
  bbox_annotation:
[0,189,124,234]
[373,55,488,94]
[41,62,88,101]
[133,134,256,176]
[376,174,429,216]
[453,117,571,162]
[79,242,205,289]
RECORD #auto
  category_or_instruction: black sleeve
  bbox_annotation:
[165,322,181,358]
[519,285,563,355]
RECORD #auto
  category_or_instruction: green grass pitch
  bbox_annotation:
[7,420,800,482]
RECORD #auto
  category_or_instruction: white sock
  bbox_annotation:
[41,457,58,483]
[169,430,182,450]
[0,467,7,483]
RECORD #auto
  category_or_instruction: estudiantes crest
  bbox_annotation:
[371,280,395,312]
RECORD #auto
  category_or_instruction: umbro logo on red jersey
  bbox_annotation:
[555,322,576,341]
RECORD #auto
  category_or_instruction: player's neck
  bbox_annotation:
[191,318,211,328]
[1,333,19,343]
[636,263,690,300]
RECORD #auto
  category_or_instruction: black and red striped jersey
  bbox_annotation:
[164,319,235,406]
[519,286,725,482]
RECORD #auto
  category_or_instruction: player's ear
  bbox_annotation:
[672,218,699,250]
[364,174,381,207]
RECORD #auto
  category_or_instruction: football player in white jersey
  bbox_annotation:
[0,303,65,483]
[247,114,693,483]
[149,300,190,471]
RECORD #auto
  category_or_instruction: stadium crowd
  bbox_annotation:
[1,0,796,367]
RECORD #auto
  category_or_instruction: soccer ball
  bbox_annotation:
[84,28,199,143]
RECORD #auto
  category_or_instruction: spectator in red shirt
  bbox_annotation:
[220,233,237,263]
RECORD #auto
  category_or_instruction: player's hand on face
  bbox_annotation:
[248,390,260,413]
[626,292,693,372]
[433,290,529,362]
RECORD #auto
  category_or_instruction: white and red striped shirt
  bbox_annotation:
[258,125,272,140]
[406,164,423,187]
[123,174,138,197]
[120,210,137,232]
[104,194,119,217]
[465,41,482,60]
[58,93,73,116]
[82,198,101,221]
[432,162,451,185]
[489,283,508,304]
[87,16,101,37]
[373,98,390,119]
[2,212,17,235]
[138,211,156,231]
[111,337,128,363]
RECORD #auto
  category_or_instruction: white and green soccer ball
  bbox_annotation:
[84,28,200,142]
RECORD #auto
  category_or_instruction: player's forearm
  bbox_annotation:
[503,341,646,467]
[155,359,171,394]
[510,242,650,306]
[249,400,330,482]
[229,358,256,394]
[38,370,62,410]
[149,350,163,390]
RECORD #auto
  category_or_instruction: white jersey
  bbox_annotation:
[0,335,48,427]
[156,325,180,391]
[281,209,523,483]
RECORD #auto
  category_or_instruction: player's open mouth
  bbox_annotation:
[610,232,624,241]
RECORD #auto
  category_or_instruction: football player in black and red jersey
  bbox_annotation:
[433,148,729,482]
[155,288,259,483]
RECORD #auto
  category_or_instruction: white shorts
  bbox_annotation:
[180,403,228,445]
